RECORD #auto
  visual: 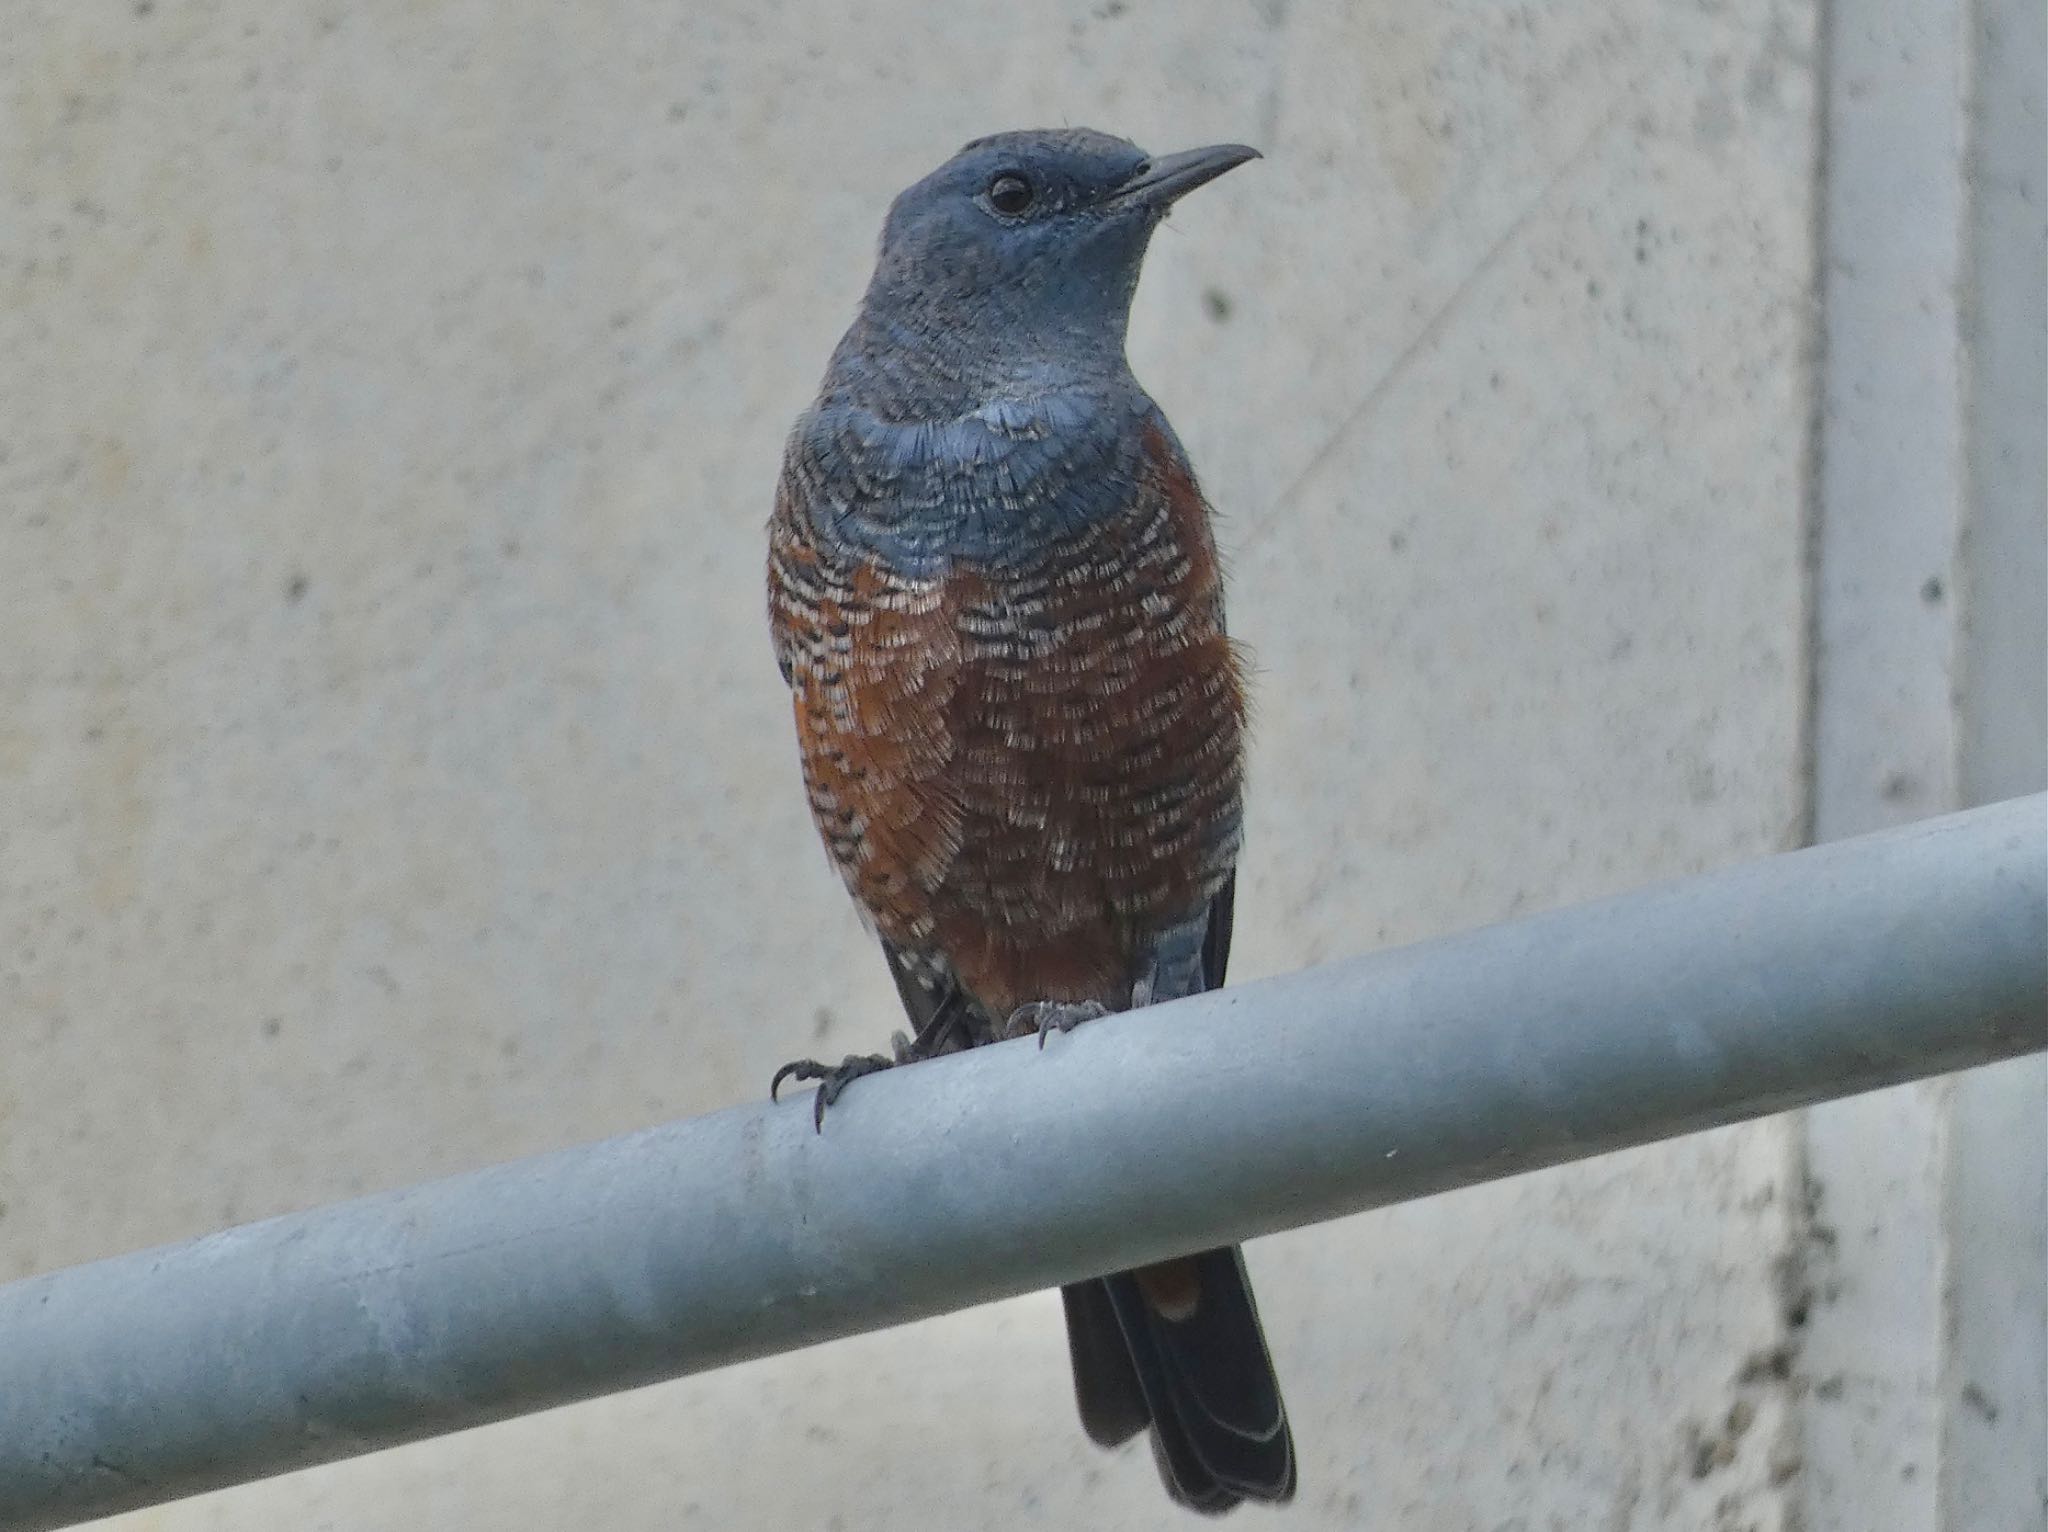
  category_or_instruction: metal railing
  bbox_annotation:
[2,796,2043,1531]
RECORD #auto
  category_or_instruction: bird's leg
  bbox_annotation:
[769,1053,894,1133]
[1004,999,1111,1048]
[893,991,968,1062]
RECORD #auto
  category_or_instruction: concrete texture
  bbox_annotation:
[0,0,2026,1527]
[1799,0,2048,1526]
[1943,0,2048,1524]
[1800,0,1970,1524]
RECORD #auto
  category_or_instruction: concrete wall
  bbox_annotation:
[1796,0,2048,1527]
[0,3,2035,1529]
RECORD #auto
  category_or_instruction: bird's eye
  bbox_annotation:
[986,173,1036,216]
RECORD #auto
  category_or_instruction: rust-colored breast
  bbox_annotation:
[769,422,1244,1018]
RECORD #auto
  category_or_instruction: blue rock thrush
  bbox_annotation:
[766,128,1292,1512]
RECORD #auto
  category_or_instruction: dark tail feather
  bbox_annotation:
[1063,1246,1296,1513]
[1063,1280,1153,1447]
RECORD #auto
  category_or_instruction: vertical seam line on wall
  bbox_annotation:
[1791,0,1832,860]
[1779,0,1838,1520]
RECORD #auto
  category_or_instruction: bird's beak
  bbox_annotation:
[1106,143,1262,210]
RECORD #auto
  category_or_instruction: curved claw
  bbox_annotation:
[1004,1000,1111,1048]
[769,1058,821,1102]
[769,1053,894,1132]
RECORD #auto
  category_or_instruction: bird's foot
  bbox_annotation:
[1003,999,1110,1048]
[769,1052,894,1133]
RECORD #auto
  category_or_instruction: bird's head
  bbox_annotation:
[841,128,1259,405]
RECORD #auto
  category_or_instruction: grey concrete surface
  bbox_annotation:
[1799,0,2048,1526]
[0,0,2022,1527]
[1941,0,2039,1523]
[1943,0,2048,1523]
[1800,0,1970,1524]
[1958,0,2048,817]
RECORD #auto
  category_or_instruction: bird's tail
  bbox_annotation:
[1063,1245,1296,1514]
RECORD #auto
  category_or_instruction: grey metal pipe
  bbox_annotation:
[3,797,2044,1530]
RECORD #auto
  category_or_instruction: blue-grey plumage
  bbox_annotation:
[766,128,1292,1510]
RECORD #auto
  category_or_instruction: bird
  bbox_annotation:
[765,128,1292,1513]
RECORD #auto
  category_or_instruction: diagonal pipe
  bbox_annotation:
[1,797,2042,1530]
